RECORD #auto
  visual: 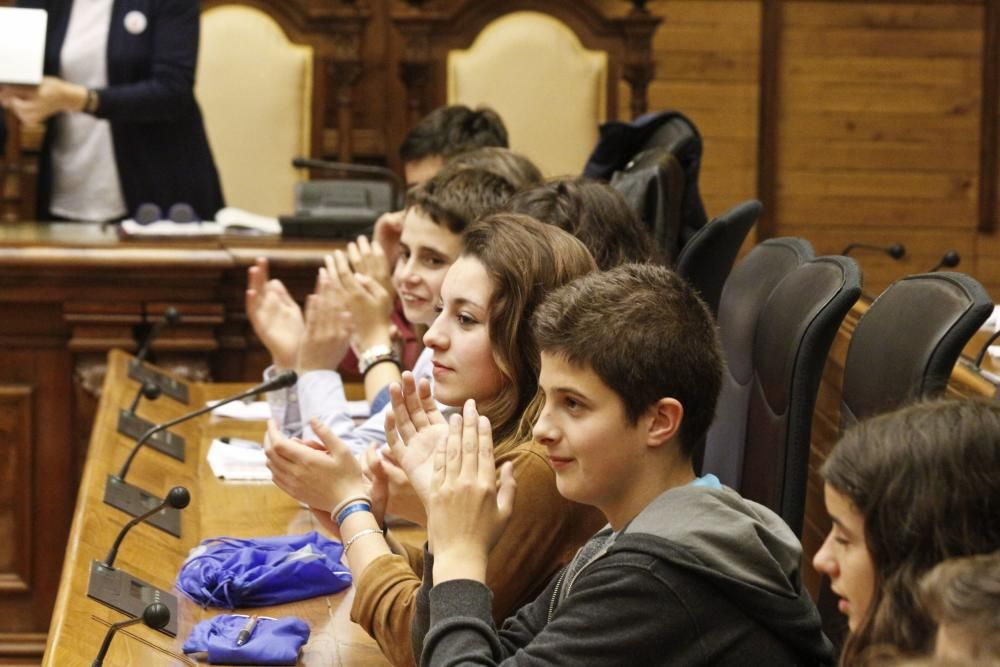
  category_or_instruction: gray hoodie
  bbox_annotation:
[415,483,834,666]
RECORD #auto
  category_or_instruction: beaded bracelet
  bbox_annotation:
[343,528,384,557]
[335,501,372,527]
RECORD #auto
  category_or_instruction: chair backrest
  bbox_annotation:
[817,270,993,653]
[841,271,993,427]
[702,237,815,488]
[675,199,762,314]
[740,256,862,535]
[195,5,314,217]
[447,11,606,178]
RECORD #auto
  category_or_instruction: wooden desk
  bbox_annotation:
[44,350,396,666]
[0,225,351,662]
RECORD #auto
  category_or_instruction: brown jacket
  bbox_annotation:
[350,440,605,666]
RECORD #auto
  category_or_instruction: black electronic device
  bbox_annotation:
[117,382,186,461]
[88,488,188,637]
[279,157,402,239]
[91,602,171,665]
[928,250,961,272]
[104,371,297,532]
[841,242,906,260]
[127,307,190,404]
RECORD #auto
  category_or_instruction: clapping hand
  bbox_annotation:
[373,210,405,270]
[384,372,449,511]
[346,235,394,301]
[428,400,516,585]
[295,268,353,373]
[322,250,393,353]
[246,257,304,370]
[264,419,383,532]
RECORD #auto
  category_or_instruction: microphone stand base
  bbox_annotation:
[116,410,186,461]
[103,475,182,537]
[87,561,179,637]
[128,359,190,405]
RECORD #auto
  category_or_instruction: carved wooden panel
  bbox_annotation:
[0,385,33,594]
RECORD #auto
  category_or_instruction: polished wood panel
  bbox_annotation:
[0,225,350,663]
[43,350,401,666]
[5,0,1000,300]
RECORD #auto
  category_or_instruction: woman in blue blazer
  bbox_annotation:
[1,0,223,221]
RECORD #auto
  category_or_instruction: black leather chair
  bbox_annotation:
[841,271,993,427]
[701,237,815,489]
[674,199,762,316]
[817,270,992,652]
[738,255,862,536]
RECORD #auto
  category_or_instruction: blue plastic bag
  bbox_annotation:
[176,531,351,608]
[183,614,310,665]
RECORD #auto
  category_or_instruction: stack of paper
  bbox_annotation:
[206,438,271,481]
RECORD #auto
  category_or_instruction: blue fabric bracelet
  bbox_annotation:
[335,501,371,527]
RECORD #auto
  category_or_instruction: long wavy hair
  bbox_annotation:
[458,213,596,453]
[822,398,1000,664]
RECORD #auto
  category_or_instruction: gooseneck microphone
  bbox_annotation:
[92,603,171,667]
[974,328,1000,368]
[102,487,190,569]
[841,243,906,260]
[116,370,297,481]
[134,307,181,364]
[118,380,182,460]
[292,156,405,209]
[928,250,961,272]
[126,382,161,416]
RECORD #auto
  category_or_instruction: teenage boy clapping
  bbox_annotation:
[407,263,834,666]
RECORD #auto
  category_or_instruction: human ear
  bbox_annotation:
[645,398,683,448]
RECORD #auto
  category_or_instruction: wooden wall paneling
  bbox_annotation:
[776,1,984,298]
[758,0,780,239]
[980,0,1000,235]
[978,0,1000,300]
[0,385,34,597]
[638,1,762,223]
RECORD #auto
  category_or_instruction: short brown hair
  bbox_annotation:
[406,166,515,234]
[507,177,661,270]
[532,263,722,456]
[919,552,1000,660]
[399,105,508,162]
[460,213,597,451]
[448,147,544,191]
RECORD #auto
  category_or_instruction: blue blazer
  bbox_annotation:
[16,0,224,220]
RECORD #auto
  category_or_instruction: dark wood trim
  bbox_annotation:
[756,0,781,239]
[0,632,46,660]
[980,0,1000,234]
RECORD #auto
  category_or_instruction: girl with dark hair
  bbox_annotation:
[263,214,604,666]
[813,398,1000,664]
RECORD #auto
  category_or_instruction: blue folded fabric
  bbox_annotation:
[176,531,352,608]
[183,614,310,665]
